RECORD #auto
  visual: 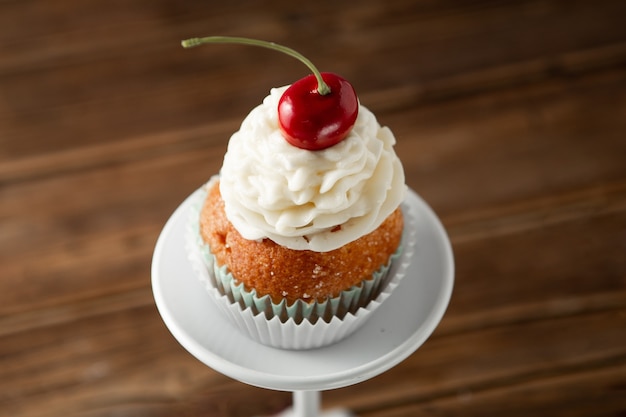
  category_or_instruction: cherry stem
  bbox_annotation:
[181,36,331,95]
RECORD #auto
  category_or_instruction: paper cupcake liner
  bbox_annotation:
[185,183,417,349]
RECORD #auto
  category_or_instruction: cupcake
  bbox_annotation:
[183,37,408,349]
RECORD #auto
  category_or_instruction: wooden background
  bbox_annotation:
[1,0,625,416]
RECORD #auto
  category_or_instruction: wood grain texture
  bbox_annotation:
[1,0,625,416]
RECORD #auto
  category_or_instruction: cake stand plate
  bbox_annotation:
[152,188,454,415]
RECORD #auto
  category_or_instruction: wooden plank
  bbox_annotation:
[2,0,626,160]
[0,304,239,417]
[1,304,623,416]
[358,363,626,417]
[447,210,626,319]
[2,49,626,185]
[324,309,626,415]
[0,122,233,184]
[391,68,626,213]
[0,149,218,316]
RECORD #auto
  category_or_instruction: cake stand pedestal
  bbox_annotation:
[152,189,454,417]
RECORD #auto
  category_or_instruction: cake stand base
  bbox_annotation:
[268,408,353,417]
[152,187,454,417]
[259,391,354,417]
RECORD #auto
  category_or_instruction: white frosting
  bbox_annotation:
[219,86,406,252]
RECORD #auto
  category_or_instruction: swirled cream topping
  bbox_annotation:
[219,86,406,252]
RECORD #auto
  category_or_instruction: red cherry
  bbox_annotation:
[180,37,359,150]
[278,72,358,151]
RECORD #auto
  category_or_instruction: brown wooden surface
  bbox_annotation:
[1,1,625,416]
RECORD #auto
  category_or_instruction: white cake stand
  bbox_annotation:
[152,188,454,417]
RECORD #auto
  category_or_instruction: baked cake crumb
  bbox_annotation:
[200,180,403,305]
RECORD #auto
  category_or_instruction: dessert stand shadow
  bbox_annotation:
[152,189,454,417]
